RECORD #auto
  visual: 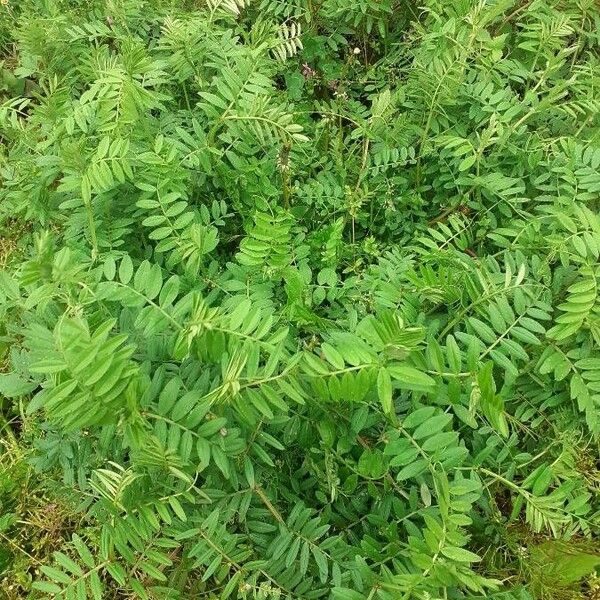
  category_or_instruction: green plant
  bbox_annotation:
[0,0,599,598]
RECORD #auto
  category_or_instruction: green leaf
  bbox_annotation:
[388,365,435,390]
[458,154,476,171]
[403,407,436,429]
[32,582,63,594]
[40,565,72,585]
[89,572,103,600]
[119,255,134,285]
[441,546,481,562]
[321,343,345,370]
[412,413,452,439]
[53,551,83,576]
[377,367,393,413]
[396,459,428,481]
[312,546,328,583]
[332,588,366,600]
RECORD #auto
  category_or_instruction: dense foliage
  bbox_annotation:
[1,0,600,598]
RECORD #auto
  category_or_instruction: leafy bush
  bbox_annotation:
[1,0,599,598]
